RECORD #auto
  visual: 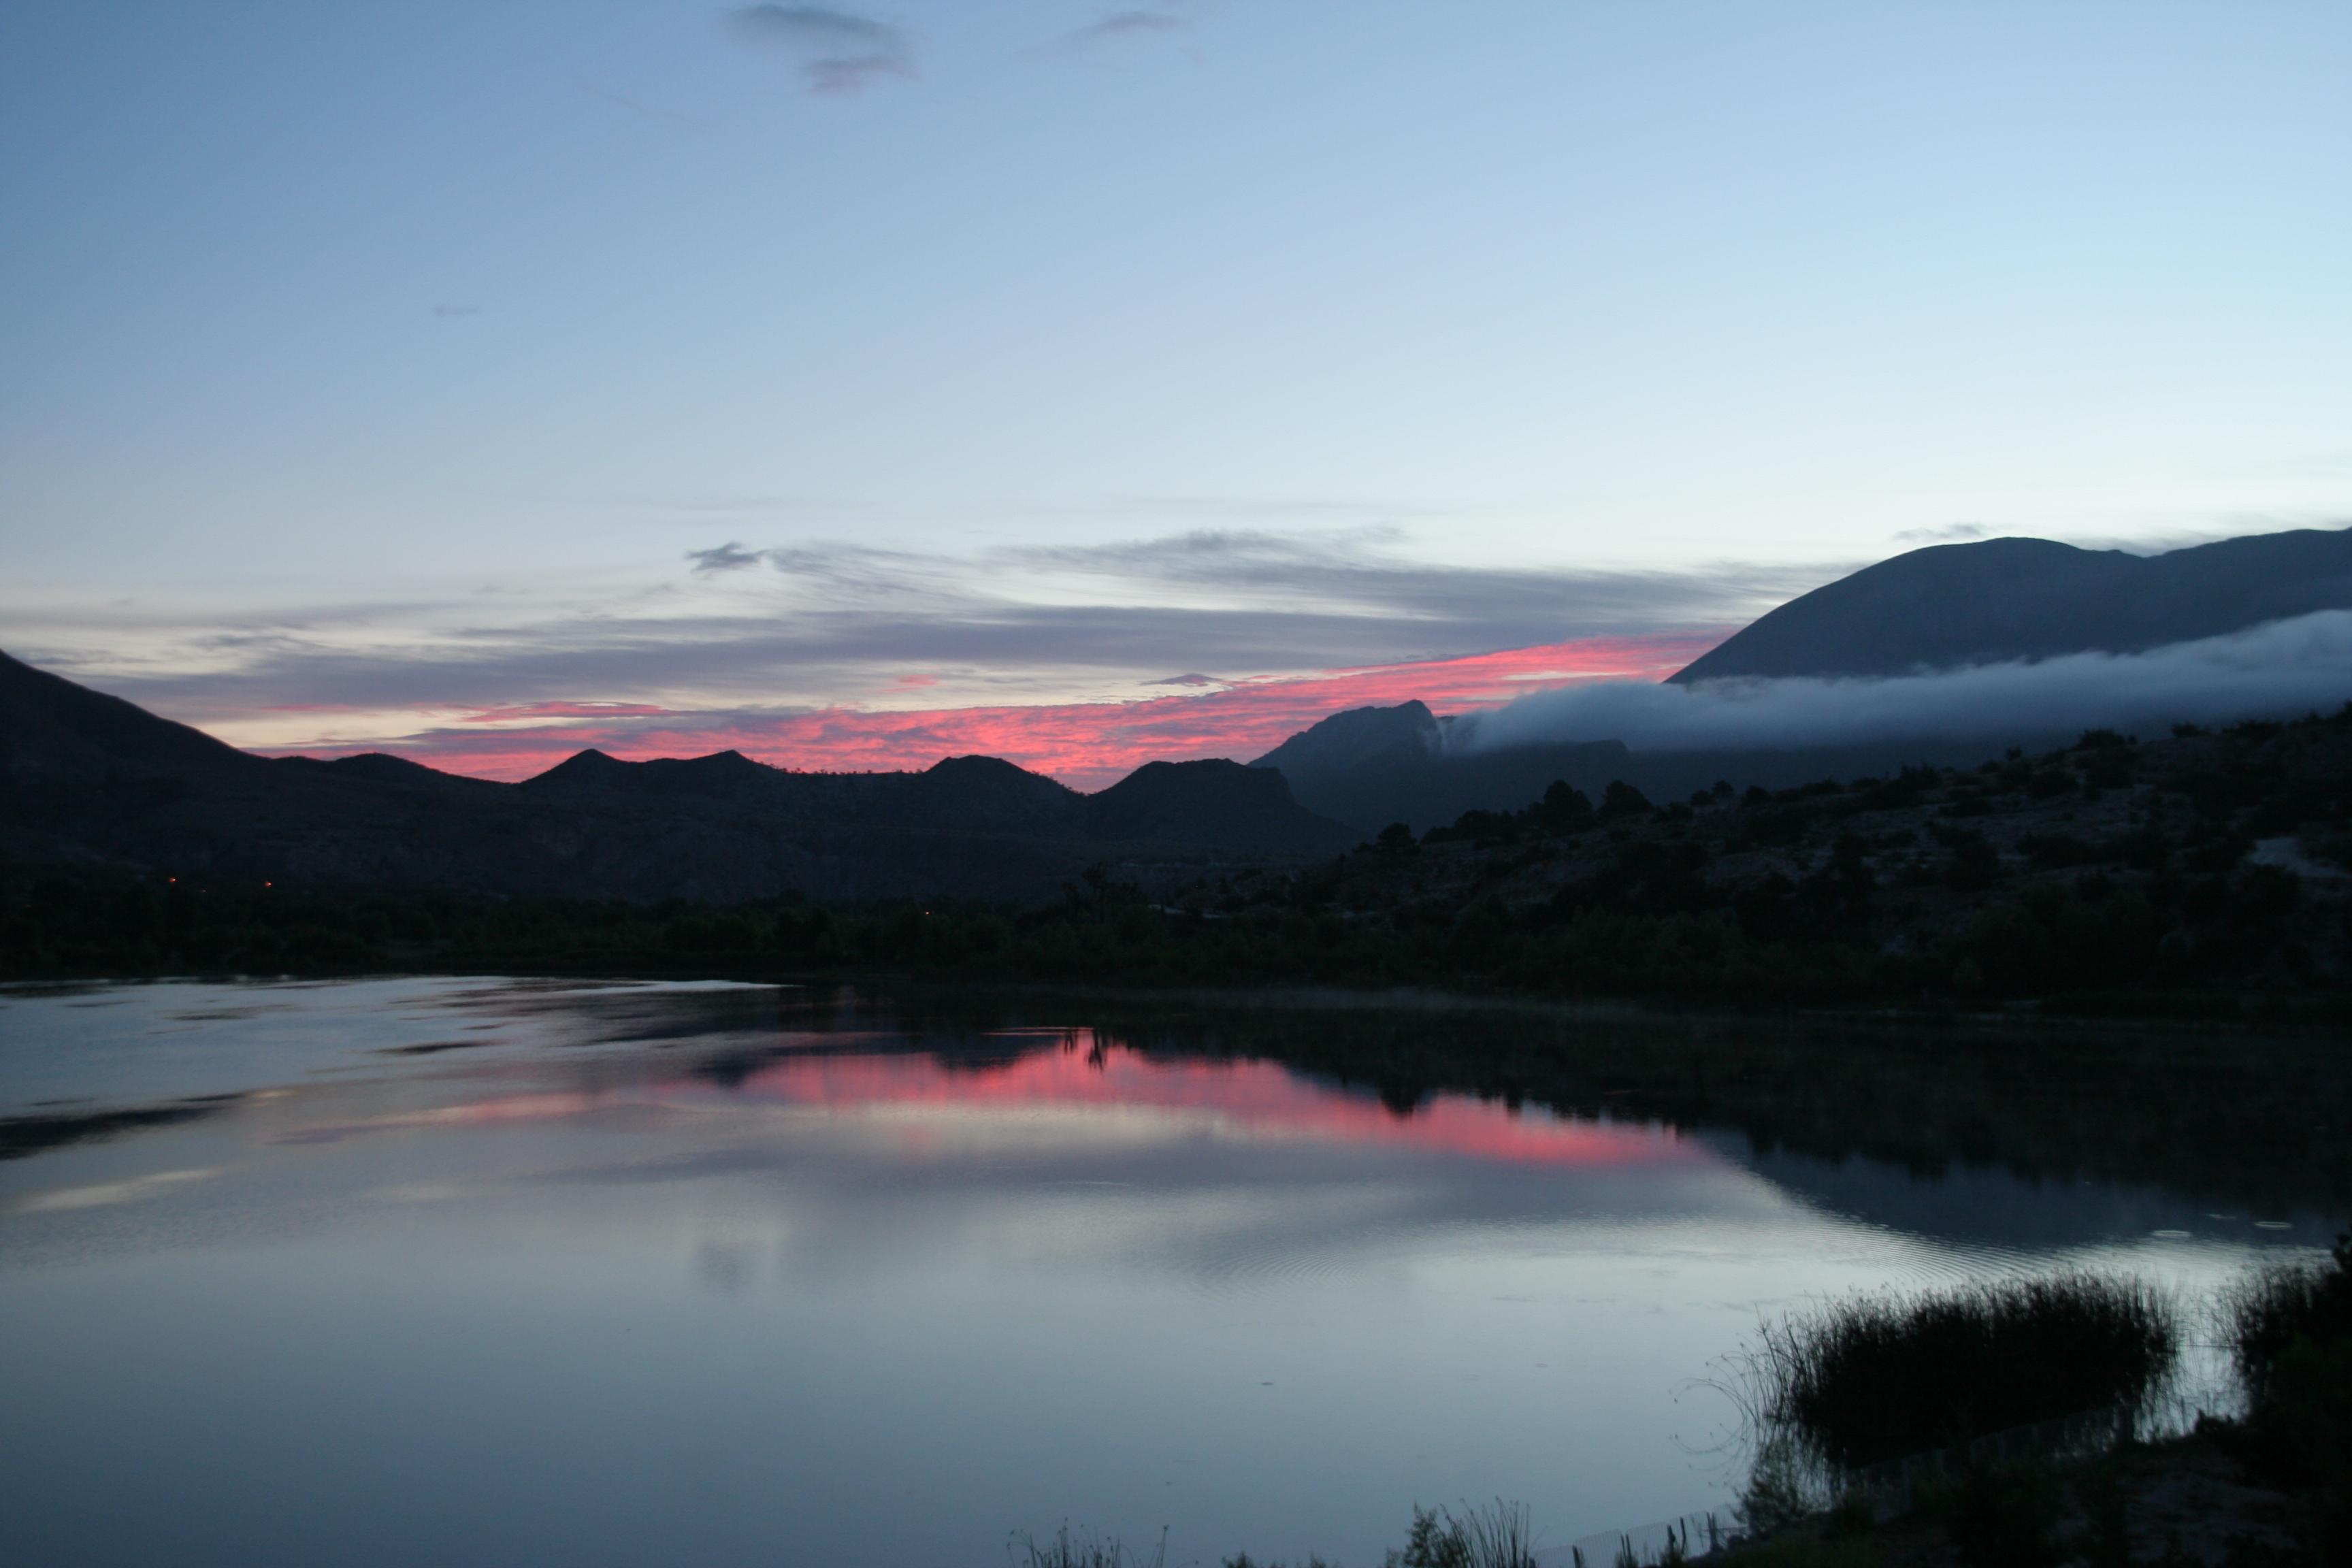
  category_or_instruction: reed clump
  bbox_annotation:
[1751,1273,2180,1469]
[1379,1500,1540,1568]
[2226,1232,2352,1405]
[2223,1233,2352,1517]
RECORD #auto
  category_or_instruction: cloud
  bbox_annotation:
[687,541,764,573]
[2,525,1793,775]
[1452,610,2352,757]
[257,633,1719,787]
[1892,522,1990,545]
[9,526,1787,728]
[457,702,676,725]
[725,5,913,93]
[1039,9,1190,53]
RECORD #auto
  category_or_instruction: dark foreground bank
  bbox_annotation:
[12,709,2352,1016]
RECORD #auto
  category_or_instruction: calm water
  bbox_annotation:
[0,978,2332,1567]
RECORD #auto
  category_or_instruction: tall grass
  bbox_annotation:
[2225,1233,2352,1404]
[1748,1273,2180,1469]
[2223,1233,2352,1516]
[1011,1524,1166,1568]
[1381,1501,1541,1568]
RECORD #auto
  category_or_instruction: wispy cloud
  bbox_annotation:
[725,5,913,93]
[1,526,1809,779]
[1036,8,1191,54]
[686,541,764,573]
[1891,522,1991,545]
[263,634,1722,787]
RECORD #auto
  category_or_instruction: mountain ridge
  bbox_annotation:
[0,651,1362,902]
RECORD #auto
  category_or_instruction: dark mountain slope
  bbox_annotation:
[1249,701,1633,832]
[1252,700,1445,779]
[1670,527,2352,684]
[0,653,1363,902]
[1086,760,1361,856]
[0,649,256,782]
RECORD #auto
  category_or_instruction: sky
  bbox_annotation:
[3,1,2349,785]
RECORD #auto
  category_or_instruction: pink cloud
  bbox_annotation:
[273,630,1727,788]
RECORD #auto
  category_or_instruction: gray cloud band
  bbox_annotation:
[1454,610,2352,755]
[24,529,1801,720]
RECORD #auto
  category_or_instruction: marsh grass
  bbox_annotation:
[2225,1233,2352,1403]
[1748,1273,2180,1470]
[2223,1234,2352,1512]
[1382,1500,1541,1568]
[1012,1524,1167,1568]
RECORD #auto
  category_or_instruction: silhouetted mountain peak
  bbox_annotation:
[530,748,625,782]
[1082,759,1358,855]
[1249,700,1441,778]
[272,752,490,791]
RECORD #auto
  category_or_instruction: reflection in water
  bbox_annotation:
[0,979,2336,1568]
[688,1039,1700,1170]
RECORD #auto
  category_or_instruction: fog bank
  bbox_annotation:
[1452,610,2352,756]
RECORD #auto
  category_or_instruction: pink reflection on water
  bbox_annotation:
[287,1036,1704,1171]
[700,1036,1701,1170]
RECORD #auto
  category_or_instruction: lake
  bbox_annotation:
[0,977,2338,1567]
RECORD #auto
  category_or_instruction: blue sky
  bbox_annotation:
[3,1,2349,763]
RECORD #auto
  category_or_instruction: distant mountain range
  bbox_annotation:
[0,651,1360,902]
[13,525,2352,889]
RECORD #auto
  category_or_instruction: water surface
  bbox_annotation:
[0,979,2330,1567]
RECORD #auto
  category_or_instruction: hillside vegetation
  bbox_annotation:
[9,704,2352,1015]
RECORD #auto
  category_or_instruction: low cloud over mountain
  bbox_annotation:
[1457,610,2352,757]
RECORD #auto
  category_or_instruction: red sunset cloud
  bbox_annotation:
[291,631,1725,789]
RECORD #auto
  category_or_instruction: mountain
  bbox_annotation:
[1244,525,2352,833]
[0,651,1362,902]
[1252,700,1446,779]
[1669,527,2352,684]
[1250,704,1635,833]
[1247,701,2034,834]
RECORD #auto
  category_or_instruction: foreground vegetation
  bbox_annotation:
[10,709,2352,1014]
[1748,1275,2180,1471]
[1044,1248,2350,1568]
